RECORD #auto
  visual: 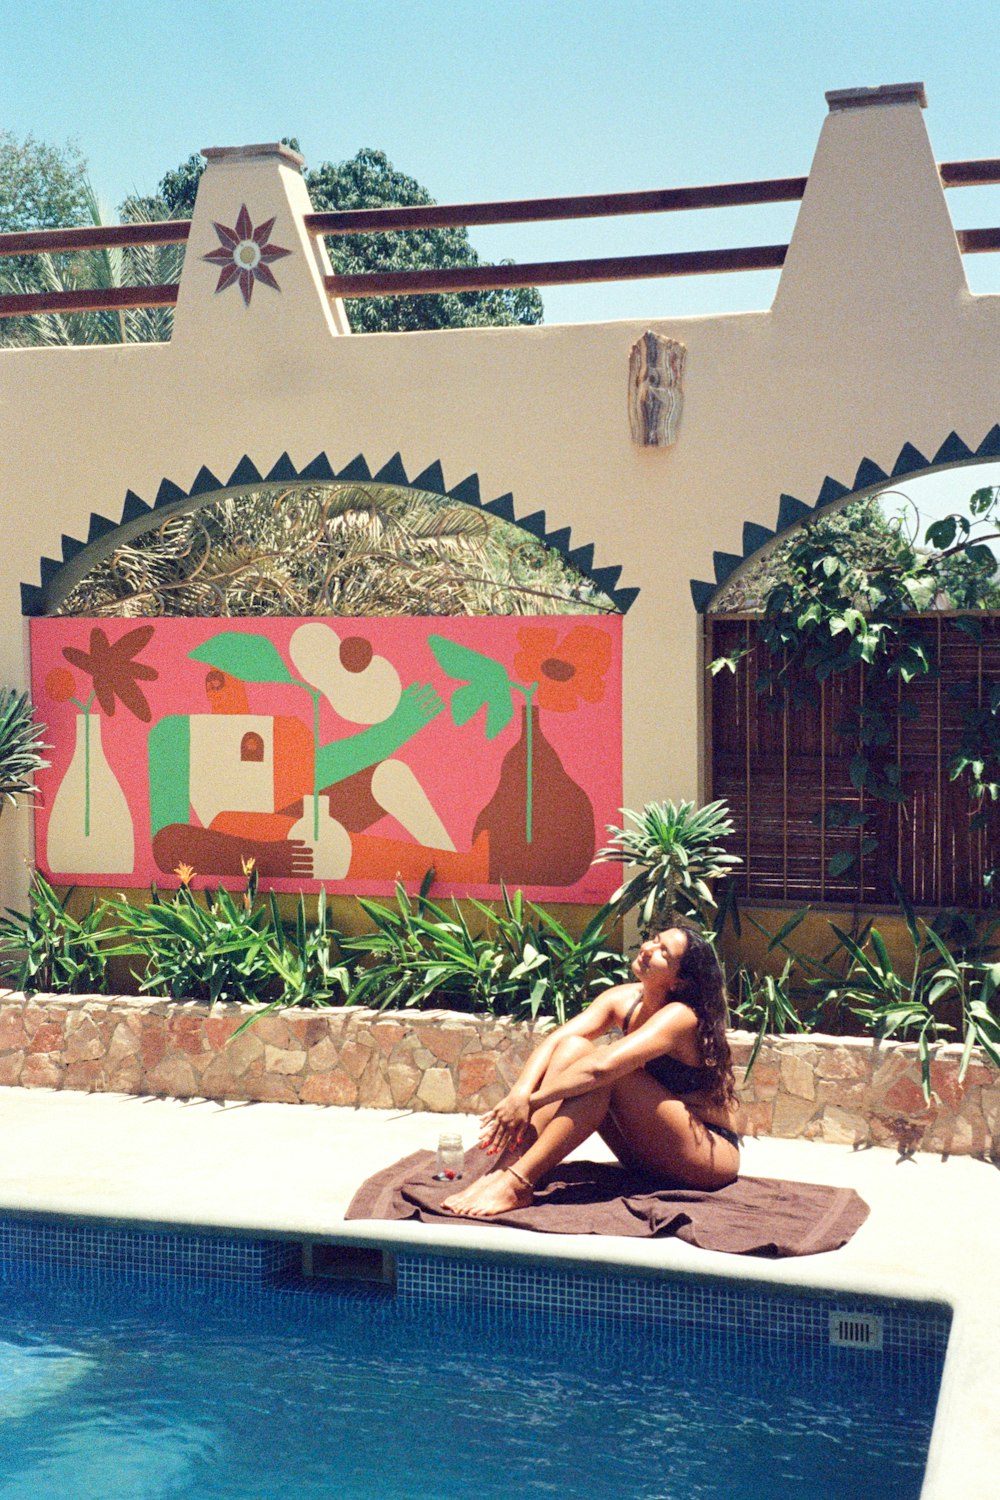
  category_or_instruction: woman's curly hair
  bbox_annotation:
[675,926,737,1108]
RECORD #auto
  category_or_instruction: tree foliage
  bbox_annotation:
[712,497,918,614]
[0,181,183,348]
[1,133,543,342]
[0,131,91,234]
[0,132,104,346]
[57,482,612,619]
[305,147,543,333]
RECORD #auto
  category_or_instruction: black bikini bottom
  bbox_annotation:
[702,1120,740,1150]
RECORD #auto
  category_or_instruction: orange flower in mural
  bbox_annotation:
[513,623,612,712]
[45,667,76,703]
[62,626,159,722]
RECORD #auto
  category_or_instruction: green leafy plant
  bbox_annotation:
[729,956,806,1078]
[261,888,352,1007]
[343,882,507,1013]
[470,887,628,1025]
[596,799,742,937]
[230,887,353,1037]
[109,865,280,1006]
[0,689,48,814]
[831,919,950,1102]
[738,881,1000,1100]
[0,872,114,993]
[912,913,1000,1084]
[340,882,627,1022]
[726,906,826,1076]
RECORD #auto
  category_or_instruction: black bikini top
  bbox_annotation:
[622,996,712,1096]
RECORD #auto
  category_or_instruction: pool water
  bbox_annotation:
[0,1256,944,1500]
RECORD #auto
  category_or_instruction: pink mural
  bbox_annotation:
[29,617,622,903]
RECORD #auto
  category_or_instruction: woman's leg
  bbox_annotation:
[604,1069,739,1189]
[442,1037,610,1218]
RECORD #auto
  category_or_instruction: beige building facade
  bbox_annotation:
[2,84,999,907]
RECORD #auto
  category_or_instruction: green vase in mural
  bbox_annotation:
[473,703,595,885]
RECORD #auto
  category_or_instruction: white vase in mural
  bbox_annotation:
[46,713,135,875]
[287,794,351,881]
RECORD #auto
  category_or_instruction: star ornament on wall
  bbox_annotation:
[202,205,292,306]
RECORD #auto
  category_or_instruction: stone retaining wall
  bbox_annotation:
[0,990,996,1155]
[734,1032,999,1156]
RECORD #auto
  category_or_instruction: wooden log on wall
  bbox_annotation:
[628,330,686,446]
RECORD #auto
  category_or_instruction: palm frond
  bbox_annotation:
[58,481,617,618]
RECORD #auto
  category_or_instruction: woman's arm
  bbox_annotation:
[527,1001,700,1108]
[478,986,631,1147]
[506,987,625,1098]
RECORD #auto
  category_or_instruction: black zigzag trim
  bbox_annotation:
[690,427,998,612]
[23,451,639,614]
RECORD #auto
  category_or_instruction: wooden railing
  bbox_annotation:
[2,157,1000,320]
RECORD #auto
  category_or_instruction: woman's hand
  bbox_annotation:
[479,1088,531,1156]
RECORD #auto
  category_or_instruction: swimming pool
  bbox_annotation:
[0,1215,949,1500]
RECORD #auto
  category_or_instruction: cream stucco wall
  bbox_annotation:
[2,93,1000,907]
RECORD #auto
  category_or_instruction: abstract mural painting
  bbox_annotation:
[30,616,622,902]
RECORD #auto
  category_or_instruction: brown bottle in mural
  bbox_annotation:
[473,703,595,885]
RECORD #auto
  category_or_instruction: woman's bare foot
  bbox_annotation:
[441,1167,534,1218]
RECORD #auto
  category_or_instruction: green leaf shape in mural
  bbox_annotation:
[189,632,299,685]
[428,635,515,740]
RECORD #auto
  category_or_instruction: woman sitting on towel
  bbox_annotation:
[442,925,739,1218]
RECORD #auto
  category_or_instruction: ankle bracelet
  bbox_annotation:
[506,1165,533,1192]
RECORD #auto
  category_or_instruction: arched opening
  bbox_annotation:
[48,479,619,620]
[22,452,638,619]
[704,461,1000,912]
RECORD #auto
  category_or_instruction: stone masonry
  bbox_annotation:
[0,990,996,1155]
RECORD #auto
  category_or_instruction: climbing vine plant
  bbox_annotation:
[710,485,1000,885]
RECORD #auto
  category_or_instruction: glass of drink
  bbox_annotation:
[434,1132,465,1181]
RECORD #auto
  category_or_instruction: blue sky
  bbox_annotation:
[4,0,1000,325]
[4,0,998,527]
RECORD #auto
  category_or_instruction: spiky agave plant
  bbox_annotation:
[0,689,49,815]
[596,799,742,937]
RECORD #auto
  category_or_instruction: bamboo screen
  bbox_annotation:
[707,614,1000,908]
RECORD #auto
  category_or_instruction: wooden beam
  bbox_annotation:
[957,226,1000,253]
[939,158,1000,187]
[326,244,789,297]
[0,284,179,318]
[0,156,992,266]
[0,222,191,258]
[306,159,1000,239]
[306,177,809,236]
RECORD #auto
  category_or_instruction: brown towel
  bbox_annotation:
[345,1147,869,1258]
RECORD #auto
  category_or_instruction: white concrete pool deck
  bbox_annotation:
[0,1085,996,1498]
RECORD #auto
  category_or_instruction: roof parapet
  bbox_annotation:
[826,82,927,112]
[201,142,305,169]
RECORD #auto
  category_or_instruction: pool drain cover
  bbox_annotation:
[828,1311,884,1349]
